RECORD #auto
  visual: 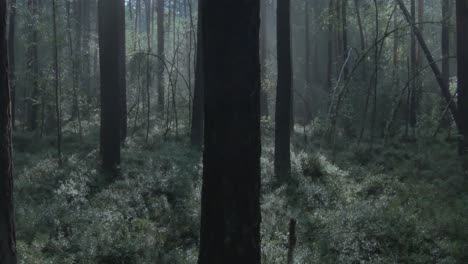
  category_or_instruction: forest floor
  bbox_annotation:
[12,122,468,264]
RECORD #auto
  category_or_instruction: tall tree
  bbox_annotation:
[326,0,335,92]
[119,0,127,142]
[8,0,16,130]
[190,0,204,148]
[275,0,292,181]
[457,0,468,153]
[441,0,451,132]
[81,0,92,95]
[27,0,39,131]
[409,0,417,136]
[341,0,349,80]
[396,0,461,135]
[197,0,261,262]
[260,0,269,117]
[156,0,165,116]
[52,0,62,165]
[98,0,126,174]
[0,0,17,261]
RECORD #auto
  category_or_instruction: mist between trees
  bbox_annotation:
[0,0,467,263]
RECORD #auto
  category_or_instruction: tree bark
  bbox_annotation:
[275,0,292,181]
[52,0,62,165]
[456,0,468,153]
[441,0,451,133]
[118,0,127,143]
[98,0,125,174]
[27,0,39,131]
[0,0,17,261]
[190,0,204,148]
[157,0,165,116]
[260,0,269,117]
[326,0,335,92]
[341,0,349,80]
[7,0,16,130]
[197,0,261,263]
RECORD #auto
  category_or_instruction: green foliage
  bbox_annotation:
[14,129,468,263]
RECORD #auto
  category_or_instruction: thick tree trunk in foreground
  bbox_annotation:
[457,0,468,153]
[190,0,204,148]
[275,0,292,181]
[198,0,261,263]
[98,0,125,174]
[0,0,17,261]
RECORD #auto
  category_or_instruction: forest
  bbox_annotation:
[0,0,467,263]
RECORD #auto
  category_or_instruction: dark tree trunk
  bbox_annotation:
[396,0,461,134]
[275,0,292,181]
[157,0,165,116]
[341,0,348,80]
[190,0,204,148]
[441,0,451,132]
[0,0,17,261]
[457,0,468,153]
[197,0,261,263]
[354,0,367,81]
[52,0,62,165]
[326,0,335,92]
[71,0,82,119]
[82,0,91,96]
[118,0,127,143]
[305,1,311,91]
[409,0,417,136]
[98,0,125,174]
[260,0,269,117]
[8,0,16,130]
[27,0,39,131]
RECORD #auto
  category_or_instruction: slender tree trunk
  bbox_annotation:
[52,0,62,165]
[326,0,335,92]
[409,0,417,137]
[157,0,165,116]
[457,0,468,153]
[304,1,311,123]
[82,0,91,96]
[354,0,367,81]
[190,0,204,148]
[197,0,261,263]
[98,0,125,174]
[275,0,292,181]
[27,0,39,131]
[7,0,16,130]
[441,0,451,133]
[341,0,348,80]
[0,0,17,261]
[119,0,127,142]
[71,0,82,119]
[66,1,83,139]
[396,0,461,133]
[145,0,152,142]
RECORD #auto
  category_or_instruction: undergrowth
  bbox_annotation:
[13,127,468,263]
